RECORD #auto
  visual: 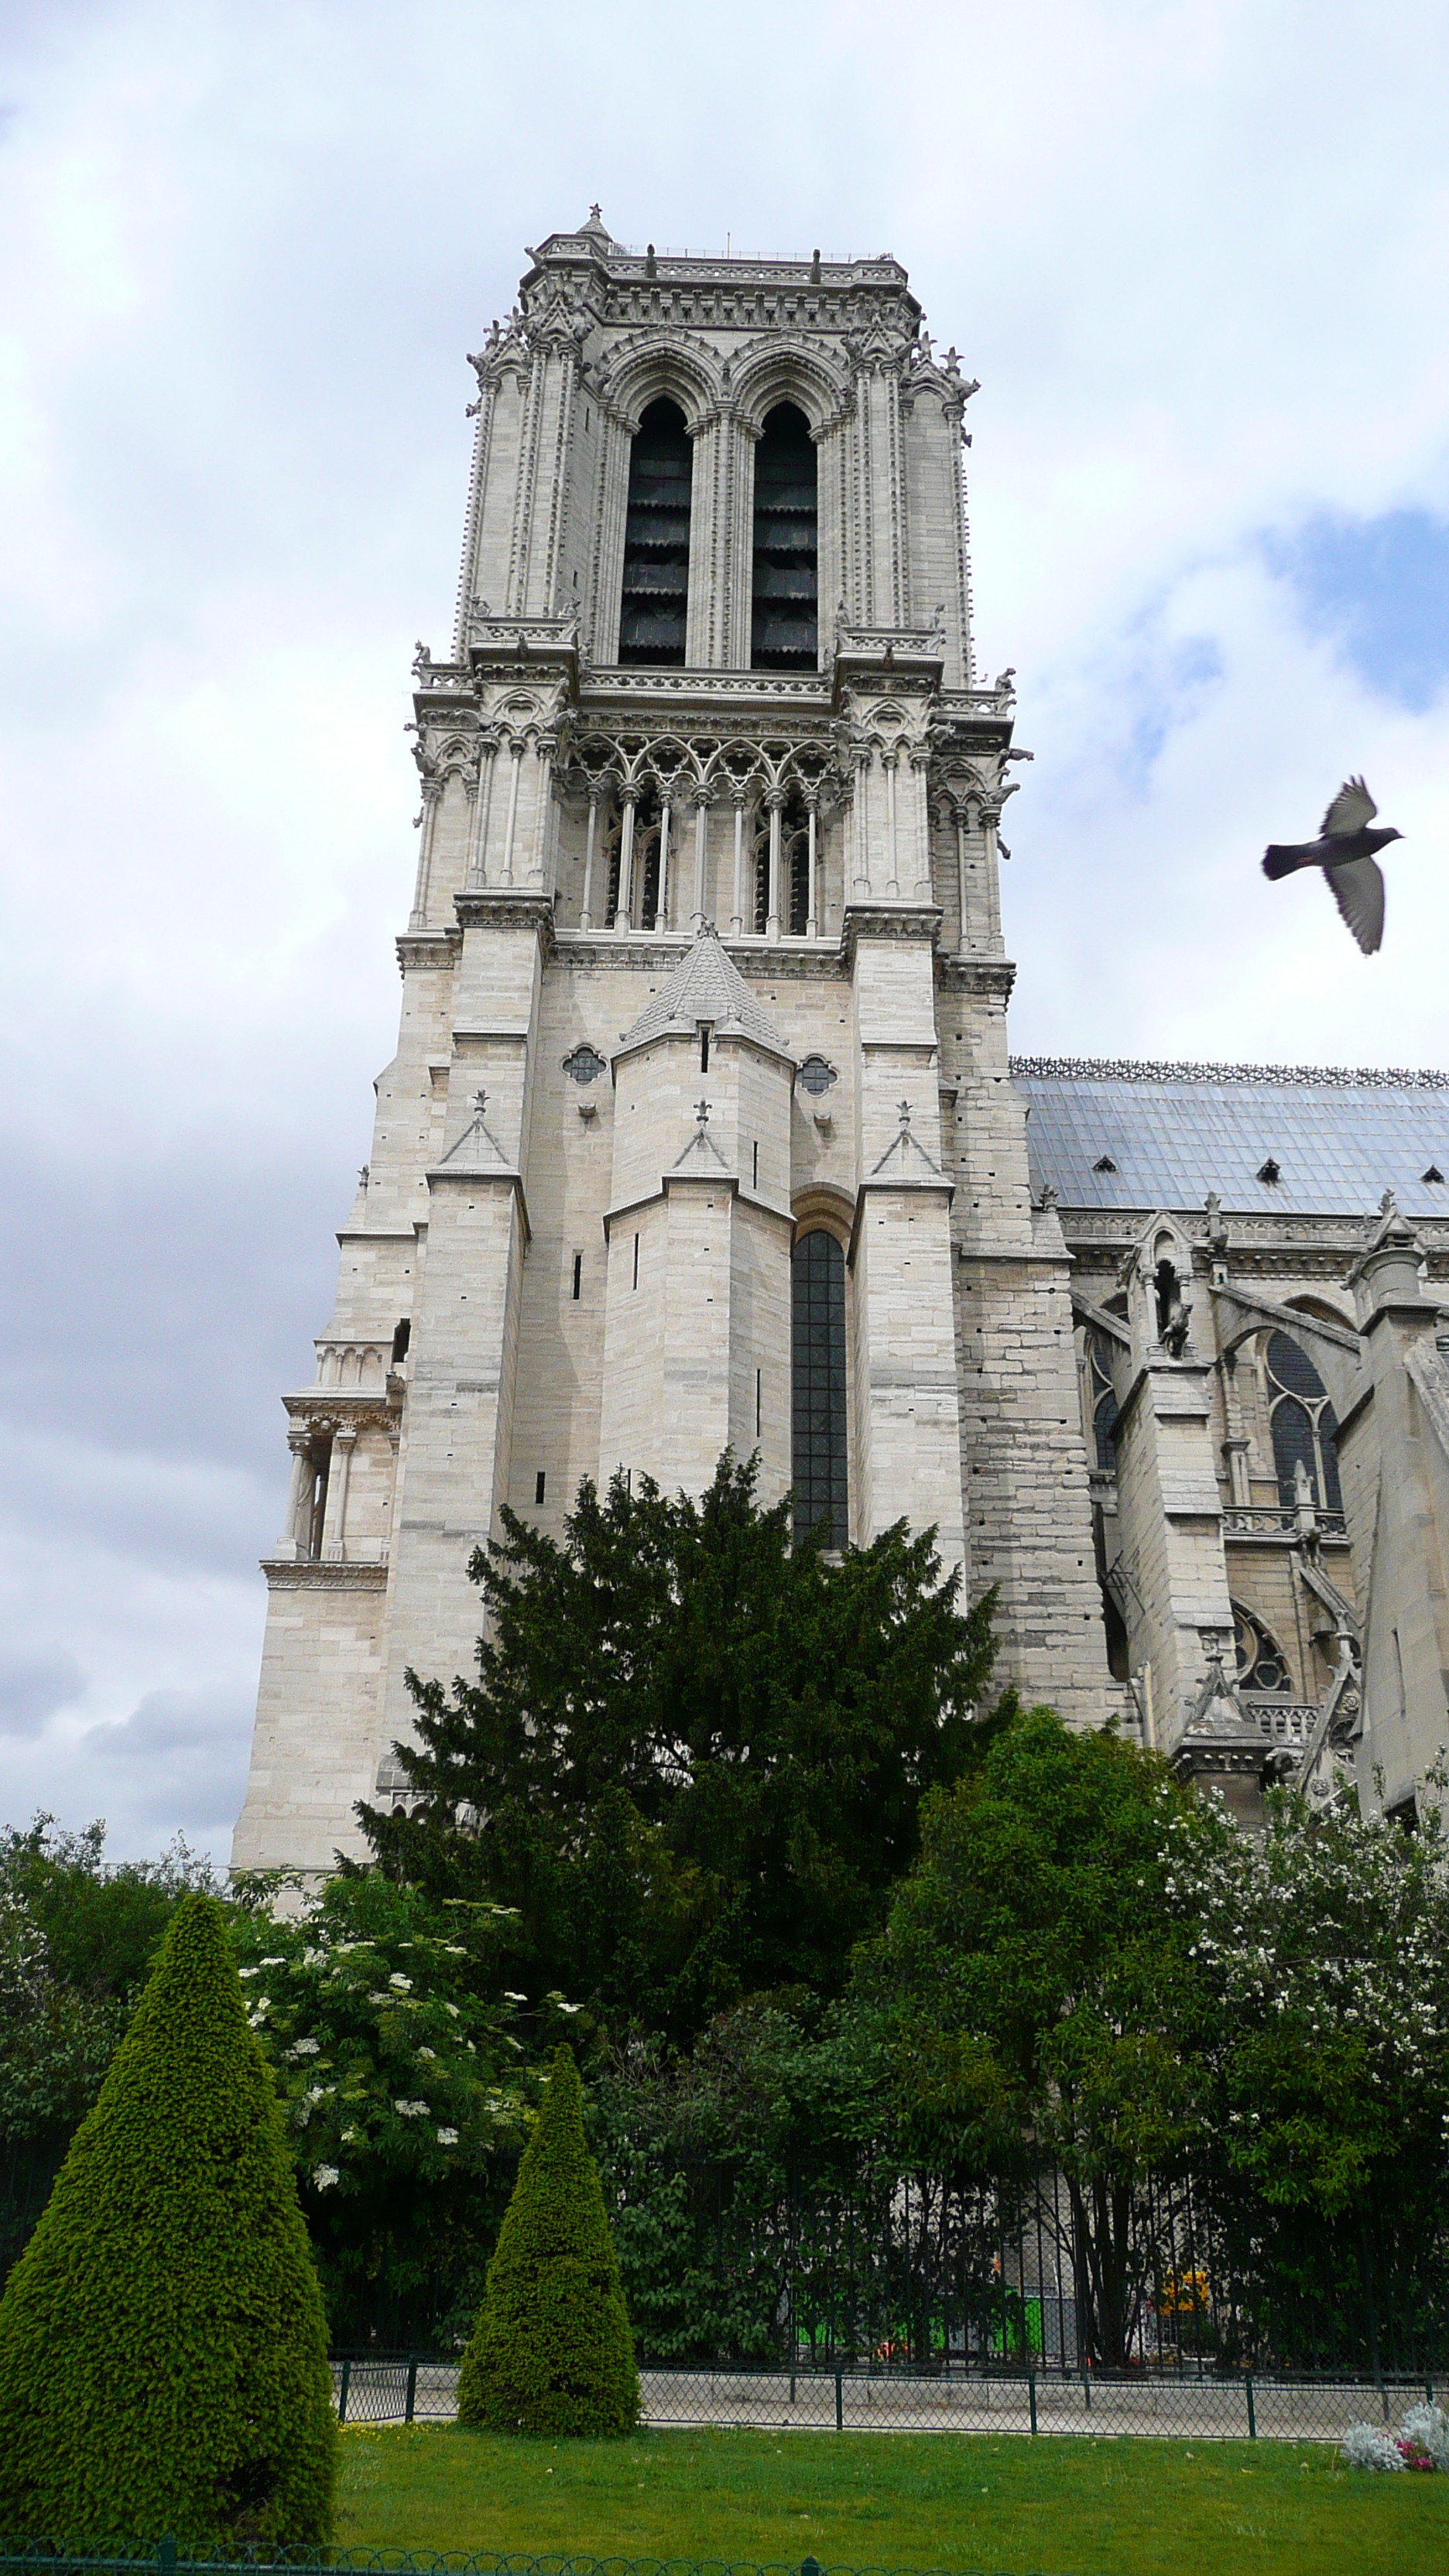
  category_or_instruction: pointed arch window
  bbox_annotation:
[619,399,692,666]
[1087,1335,1119,1472]
[1265,1331,1343,1514]
[752,403,818,671]
[792,1229,848,1547]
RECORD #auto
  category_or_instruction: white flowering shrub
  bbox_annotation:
[1399,2401,1449,2468]
[1341,2421,1406,2472]
[228,1869,553,2339]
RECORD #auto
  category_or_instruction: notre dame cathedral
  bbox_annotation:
[232,214,1449,1875]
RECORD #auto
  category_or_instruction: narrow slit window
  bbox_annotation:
[534,1471,546,1506]
[632,1231,640,1290]
[792,1230,848,1548]
[700,1026,710,1073]
[619,399,691,666]
[755,1368,762,1441]
[752,403,818,671]
[571,1252,582,1300]
[752,1139,759,1189]
[390,1317,411,1364]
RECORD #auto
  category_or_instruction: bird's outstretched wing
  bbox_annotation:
[1322,775,1377,836]
[1327,854,1385,954]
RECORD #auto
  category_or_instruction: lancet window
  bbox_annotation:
[618,399,692,666]
[751,404,818,671]
[791,1229,848,1548]
[1087,1335,1119,1472]
[1264,1331,1343,1515]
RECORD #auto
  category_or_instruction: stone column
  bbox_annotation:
[806,794,819,939]
[692,789,710,926]
[321,1422,357,1562]
[465,742,497,889]
[766,792,783,941]
[275,1425,314,1561]
[581,786,600,929]
[409,777,442,929]
[616,790,638,933]
[498,738,525,886]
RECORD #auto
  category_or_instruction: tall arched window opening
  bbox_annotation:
[1265,1331,1344,1514]
[783,787,810,933]
[752,404,818,671]
[791,1229,848,1547]
[619,399,692,666]
[1087,1335,1119,1471]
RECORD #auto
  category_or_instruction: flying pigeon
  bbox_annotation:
[1262,776,1402,954]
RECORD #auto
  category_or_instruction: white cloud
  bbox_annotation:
[1,0,1447,1855]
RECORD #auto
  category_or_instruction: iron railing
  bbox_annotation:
[330,2353,1442,2446]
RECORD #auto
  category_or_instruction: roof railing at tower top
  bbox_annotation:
[582,243,887,269]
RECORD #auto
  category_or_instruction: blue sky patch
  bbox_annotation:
[1269,509,1449,711]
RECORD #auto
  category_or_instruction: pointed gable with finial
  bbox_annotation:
[613,924,793,1072]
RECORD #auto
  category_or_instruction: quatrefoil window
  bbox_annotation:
[797,1055,838,1097]
[563,1044,607,1085]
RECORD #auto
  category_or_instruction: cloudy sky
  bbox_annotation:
[2,0,1447,1859]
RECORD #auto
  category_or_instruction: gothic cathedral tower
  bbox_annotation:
[232,215,1113,1873]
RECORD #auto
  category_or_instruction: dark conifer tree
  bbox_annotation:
[0,1893,336,2548]
[361,1453,1000,2038]
[457,2046,638,2434]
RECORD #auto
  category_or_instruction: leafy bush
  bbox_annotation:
[0,1817,219,2154]
[0,1891,336,2548]
[458,2044,638,2434]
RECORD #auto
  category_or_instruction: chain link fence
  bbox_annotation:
[331,2354,1441,2444]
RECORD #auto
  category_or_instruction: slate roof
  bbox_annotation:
[1013,1060,1449,1219]
[616,927,793,1061]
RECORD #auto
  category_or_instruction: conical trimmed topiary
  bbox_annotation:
[0,1891,337,2547]
[458,2044,638,2434]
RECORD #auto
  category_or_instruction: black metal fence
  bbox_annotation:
[602,2161,1449,2384]
[331,2353,1443,2445]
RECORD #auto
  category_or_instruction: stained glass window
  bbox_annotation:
[792,1230,848,1547]
[1266,1331,1343,1513]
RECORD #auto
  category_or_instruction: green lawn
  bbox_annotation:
[336,2423,1446,2576]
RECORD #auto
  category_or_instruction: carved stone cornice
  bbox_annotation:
[839,903,941,966]
[580,670,832,713]
[454,889,557,956]
[262,1557,390,1591]
[936,955,1017,999]
[397,927,463,975]
[282,1392,398,1429]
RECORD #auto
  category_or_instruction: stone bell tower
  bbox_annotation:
[232,212,1112,1875]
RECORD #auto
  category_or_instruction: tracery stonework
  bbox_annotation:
[233,218,1449,1874]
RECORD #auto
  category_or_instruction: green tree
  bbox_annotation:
[590,1996,892,2362]
[0,1817,220,2150]
[229,1868,538,2347]
[363,1454,1000,2040]
[851,1704,1214,2365]
[458,2044,638,2434]
[0,1892,336,2549]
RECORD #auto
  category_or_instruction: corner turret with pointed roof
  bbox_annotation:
[614,924,793,1069]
